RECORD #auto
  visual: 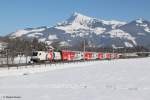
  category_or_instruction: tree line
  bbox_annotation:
[0,37,150,56]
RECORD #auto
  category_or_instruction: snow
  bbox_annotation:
[94,27,106,35]
[55,22,88,34]
[101,20,126,26]
[69,12,126,26]
[107,29,128,38]
[48,35,58,40]
[59,41,70,46]
[137,33,146,36]
[67,12,92,24]
[56,23,106,36]
[55,12,92,34]
[136,18,144,24]
[107,29,137,45]
[0,57,150,100]
[38,38,46,42]
[11,28,45,38]
[27,32,43,38]
[144,27,150,33]
[139,24,148,27]
[45,41,53,45]
[11,30,29,37]
[124,42,133,47]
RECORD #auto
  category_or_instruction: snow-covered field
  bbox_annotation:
[0,58,150,100]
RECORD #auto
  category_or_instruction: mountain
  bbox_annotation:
[8,12,150,48]
[120,18,150,46]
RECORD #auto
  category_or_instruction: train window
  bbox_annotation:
[32,52,38,56]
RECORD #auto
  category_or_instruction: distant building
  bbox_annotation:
[0,41,8,51]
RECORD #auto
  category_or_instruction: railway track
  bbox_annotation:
[0,56,149,69]
[0,59,99,68]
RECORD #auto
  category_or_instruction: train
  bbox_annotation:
[30,50,120,63]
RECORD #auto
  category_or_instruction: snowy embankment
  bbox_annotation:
[0,61,99,77]
[0,57,150,100]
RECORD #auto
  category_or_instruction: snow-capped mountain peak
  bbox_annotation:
[67,12,93,25]
[71,12,88,18]
[67,12,126,26]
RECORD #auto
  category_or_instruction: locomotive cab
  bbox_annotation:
[31,51,48,62]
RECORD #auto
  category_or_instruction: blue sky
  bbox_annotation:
[0,0,150,36]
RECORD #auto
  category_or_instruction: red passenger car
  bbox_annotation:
[61,50,76,61]
[84,52,93,60]
[105,53,111,60]
[98,52,103,60]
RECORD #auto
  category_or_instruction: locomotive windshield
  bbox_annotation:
[32,52,38,56]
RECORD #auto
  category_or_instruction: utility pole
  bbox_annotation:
[83,39,85,61]
[83,39,85,53]
[6,49,9,68]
